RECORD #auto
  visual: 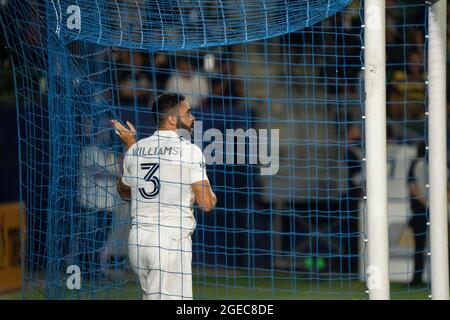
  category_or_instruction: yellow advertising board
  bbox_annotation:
[0,202,25,293]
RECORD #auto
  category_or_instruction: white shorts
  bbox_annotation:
[128,226,193,300]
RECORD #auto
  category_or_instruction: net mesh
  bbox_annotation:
[0,0,433,299]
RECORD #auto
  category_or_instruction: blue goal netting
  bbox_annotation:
[0,0,430,299]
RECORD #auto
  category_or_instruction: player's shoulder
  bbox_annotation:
[138,136,155,144]
[180,139,201,152]
[179,139,203,160]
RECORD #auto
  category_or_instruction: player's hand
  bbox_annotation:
[111,119,137,151]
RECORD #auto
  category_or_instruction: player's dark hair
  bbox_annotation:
[152,93,185,127]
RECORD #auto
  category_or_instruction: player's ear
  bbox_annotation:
[167,114,177,126]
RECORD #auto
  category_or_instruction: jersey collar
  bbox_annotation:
[153,130,180,139]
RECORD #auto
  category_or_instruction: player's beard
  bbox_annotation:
[177,118,194,135]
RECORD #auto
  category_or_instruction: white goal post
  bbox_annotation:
[428,0,449,300]
[365,0,449,300]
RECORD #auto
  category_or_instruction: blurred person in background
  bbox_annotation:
[77,113,122,279]
[341,123,363,274]
[165,55,209,109]
[407,141,428,287]
[116,51,152,107]
[391,50,426,122]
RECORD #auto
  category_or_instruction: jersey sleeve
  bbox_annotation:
[121,152,132,187]
[189,144,209,184]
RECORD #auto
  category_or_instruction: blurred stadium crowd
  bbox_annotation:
[0,0,448,279]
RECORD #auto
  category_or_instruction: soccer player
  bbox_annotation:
[112,93,217,300]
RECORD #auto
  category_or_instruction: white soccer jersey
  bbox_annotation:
[122,130,208,240]
[78,144,122,210]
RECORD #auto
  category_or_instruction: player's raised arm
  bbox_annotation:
[192,180,217,212]
[111,119,136,199]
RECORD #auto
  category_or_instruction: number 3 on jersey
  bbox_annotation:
[139,163,160,199]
